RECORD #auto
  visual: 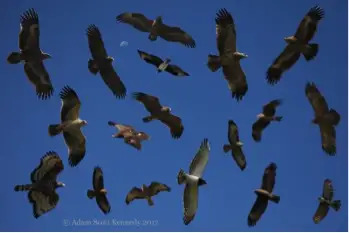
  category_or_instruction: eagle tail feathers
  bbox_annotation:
[7,52,23,64]
[88,59,99,74]
[328,109,340,125]
[142,116,154,123]
[330,200,341,211]
[14,184,32,191]
[48,124,63,136]
[223,144,232,153]
[303,43,318,61]
[87,190,95,199]
[147,198,154,206]
[269,194,280,203]
[207,54,221,72]
[274,116,283,122]
[177,169,186,185]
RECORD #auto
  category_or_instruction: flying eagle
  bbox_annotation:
[305,82,340,155]
[14,151,65,218]
[108,121,150,150]
[223,120,247,170]
[132,92,184,139]
[7,8,53,99]
[125,182,171,206]
[266,6,325,85]
[177,138,210,225]
[248,162,280,227]
[87,167,111,214]
[252,99,282,142]
[207,8,248,101]
[86,24,127,99]
[137,50,189,77]
[313,179,341,224]
[48,86,87,167]
[116,13,195,48]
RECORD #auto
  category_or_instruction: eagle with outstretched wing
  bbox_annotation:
[125,182,171,206]
[133,92,184,139]
[87,167,111,214]
[48,86,87,167]
[108,121,150,150]
[87,24,126,99]
[207,8,248,101]
[223,120,246,170]
[7,8,53,99]
[177,138,210,225]
[313,179,341,223]
[14,151,65,218]
[116,13,195,48]
[248,163,280,227]
[266,6,324,85]
[305,82,340,155]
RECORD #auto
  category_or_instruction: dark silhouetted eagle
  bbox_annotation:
[207,8,248,101]
[138,50,189,77]
[7,9,54,99]
[178,138,210,225]
[133,92,184,139]
[266,6,324,85]
[223,120,247,170]
[252,99,282,142]
[48,86,87,167]
[87,24,127,99]
[248,163,280,227]
[125,182,171,206]
[108,121,150,150]
[87,167,111,214]
[14,151,65,218]
[116,13,195,48]
[313,179,341,224]
[305,82,340,155]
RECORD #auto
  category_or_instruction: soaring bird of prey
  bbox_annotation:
[48,86,87,167]
[305,82,340,155]
[223,120,247,170]
[132,92,184,139]
[266,6,325,85]
[207,8,248,101]
[137,50,189,77]
[313,179,341,224]
[87,167,111,214]
[116,12,196,48]
[14,151,65,218]
[248,163,280,227]
[177,138,210,225]
[7,8,54,99]
[125,182,171,206]
[252,99,282,142]
[108,121,150,150]
[86,24,127,99]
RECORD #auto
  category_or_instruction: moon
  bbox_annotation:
[120,41,129,47]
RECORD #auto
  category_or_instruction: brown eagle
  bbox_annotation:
[252,99,282,142]
[248,163,280,227]
[116,13,195,48]
[223,120,247,170]
[14,151,65,218]
[87,24,126,99]
[125,182,171,206]
[207,8,248,101]
[87,167,111,214]
[132,92,184,139]
[266,6,324,85]
[138,50,189,76]
[313,179,341,224]
[48,86,87,167]
[178,138,210,225]
[7,8,53,99]
[108,121,150,150]
[305,82,340,155]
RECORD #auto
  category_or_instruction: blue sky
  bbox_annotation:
[0,0,347,232]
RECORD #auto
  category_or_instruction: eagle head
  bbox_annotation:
[284,36,297,44]
[257,113,265,119]
[42,53,52,60]
[81,120,88,126]
[56,182,65,188]
[100,188,107,194]
[161,106,171,113]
